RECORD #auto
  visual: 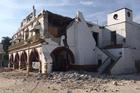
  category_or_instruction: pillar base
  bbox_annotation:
[8,63,11,68]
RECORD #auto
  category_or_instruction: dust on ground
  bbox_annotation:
[0,68,140,93]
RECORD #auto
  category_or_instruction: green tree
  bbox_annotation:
[1,37,11,53]
[1,37,11,66]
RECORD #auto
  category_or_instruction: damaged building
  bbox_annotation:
[8,7,140,75]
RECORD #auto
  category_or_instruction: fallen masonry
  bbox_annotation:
[0,70,140,93]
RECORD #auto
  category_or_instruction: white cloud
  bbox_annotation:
[46,3,69,7]
[80,1,93,5]
[46,0,79,7]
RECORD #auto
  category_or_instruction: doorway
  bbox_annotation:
[14,53,19,69]
[92,32,99,46]
[111,31,117,45]
[51,47,74,71]
[29,49,40,72]
[20,51,27,70]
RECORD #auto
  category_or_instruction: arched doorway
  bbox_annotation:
[29,49,40,72]
[9,54,14,67]
[51,47,74,71]
[14,53,19,69]
[20,51,27,70]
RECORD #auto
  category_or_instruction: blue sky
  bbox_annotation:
[0,0,140,41]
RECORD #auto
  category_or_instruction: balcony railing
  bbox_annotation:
[29,33,40,42]
[9,33,42,50]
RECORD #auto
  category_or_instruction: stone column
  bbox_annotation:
[39,61,42,73]
[13,53,15,69]
[13,63,15,69]
[8,54,11,68]
[18,52,21,70]
[19,61,21,70]
[8,62,11,68]
[40,54,47,74]
[47,57,53,74]
[43,62,47,74]
[26,49,30,76]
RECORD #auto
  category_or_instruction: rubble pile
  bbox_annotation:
[48,71,94,81]
[43,71,113,91]
[0,70,140,93]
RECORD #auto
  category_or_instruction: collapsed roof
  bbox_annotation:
[47,11,74,37]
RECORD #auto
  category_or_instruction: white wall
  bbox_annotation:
[125,22,140,64]
[107,48,122,58]
[125,22,140,49]
[90,25,103,48]
[111,48,136,75]
[106,22,126,45]
[41,39,61,73]
[95,47,108,63]
[67,12,97,65]
[107,8,133,26]
[104,8,140,74]
[106,8,133,46]
[101,28,111,47]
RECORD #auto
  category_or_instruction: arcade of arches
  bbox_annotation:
[9,49,41,72]
[9,47,75,73]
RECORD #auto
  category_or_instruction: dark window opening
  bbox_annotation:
[98,59,102,67]
[35,29,40,35]
[92,32,99,46]
[25,31,29,40]
[123,38,126,43]
[111,31,117,45]
[127,12,131,17]
[113,14,118,20]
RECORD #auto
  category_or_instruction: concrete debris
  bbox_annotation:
[47,71,95,81]
[0,70,140,93]
[113,81,118,86]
